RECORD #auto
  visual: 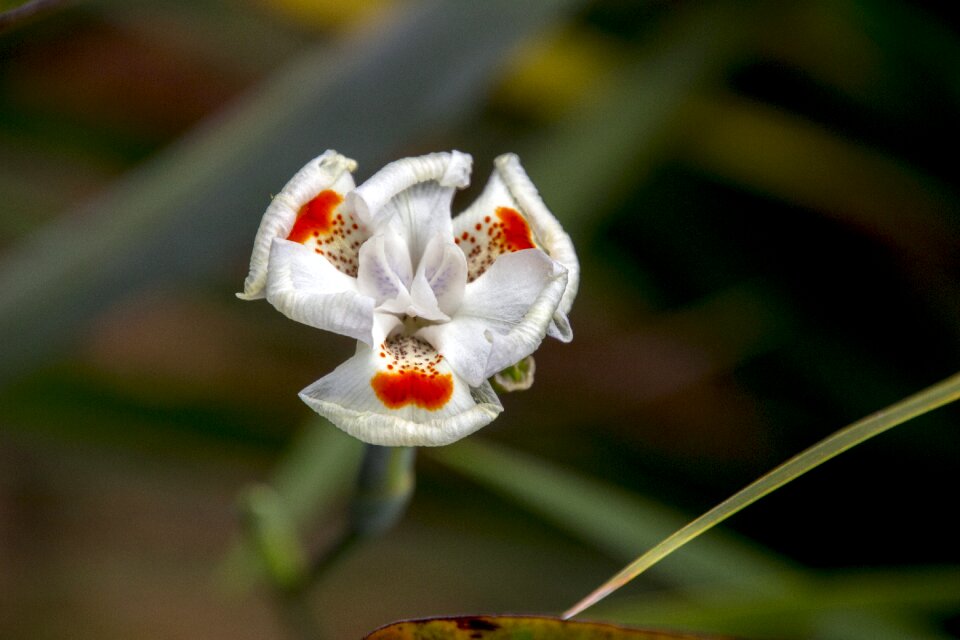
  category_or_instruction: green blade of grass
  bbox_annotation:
[562,371,960,619]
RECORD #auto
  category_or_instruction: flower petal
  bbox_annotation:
[411,234,467,317]
[454,153,579,341]
[300,338,503,446]
[265,239,374,344]
[418,248,567,386]
[349,151,472,264]
[357,234,414,305]
[239,150,360,299]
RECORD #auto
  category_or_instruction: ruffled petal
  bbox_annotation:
[454,153,579,341]
[349,151,472,264]
[300,338,503,446]
[418,249,567,386]
[265,239,375,344]
[239,151,360,299]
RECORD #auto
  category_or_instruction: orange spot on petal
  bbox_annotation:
[287,190,343,243]
[371,370,453,411]
[496,206,535,251]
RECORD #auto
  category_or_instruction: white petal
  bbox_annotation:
[239,151,357,300]
[412,234,467,317]
[356,233,450,323]
[406,275,449,323]
[300,339,503,447]
[356,234,413,305]
[349,151,472,263]
[416,315,492,388]
[265,239,374,344]
[455,154,579,341]
[418,249,567,386]
[371,312,402,349]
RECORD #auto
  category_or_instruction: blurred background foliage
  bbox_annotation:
[1,0,959,638]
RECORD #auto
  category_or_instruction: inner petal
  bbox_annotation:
[287,189,370,277]
[372,335,453,411]
[357,234,414,306]
[412,235,467,316]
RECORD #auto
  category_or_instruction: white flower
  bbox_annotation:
[239,151,578,446]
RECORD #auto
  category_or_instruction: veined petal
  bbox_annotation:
[357,234,414,305]
[454,154,579,342]
[418,249,567,386]
[300,338,503,447]
[358,234,450,324]
[265,240,375,344]
[239,151,361,299]
[349,151,472,264]
[411,234,467,317]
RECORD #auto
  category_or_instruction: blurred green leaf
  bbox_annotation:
[0,0,68,33]
[239,483,310,589]
[428,438,794,594]
[0,0,584,386]
[220,418,363,590]
[521,0,759,241]
[679,94,959,264]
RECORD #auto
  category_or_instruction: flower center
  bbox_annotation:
[358,233,467,337]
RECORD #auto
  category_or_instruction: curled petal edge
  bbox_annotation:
[480,252,568,378]
[239,150,357,300]
[493,153,579,342]
[349,151,472,230]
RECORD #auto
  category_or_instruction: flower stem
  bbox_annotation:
[351,445,417,536]
[306,445,417,581]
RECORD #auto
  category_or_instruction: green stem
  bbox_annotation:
[350,445,417,537]
[563,371,960,619]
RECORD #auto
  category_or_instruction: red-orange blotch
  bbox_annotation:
[371,370,454,411]
[495,206,535,251]
[287,190,343,243]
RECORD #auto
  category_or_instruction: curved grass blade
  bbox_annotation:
[563,371,960,619]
